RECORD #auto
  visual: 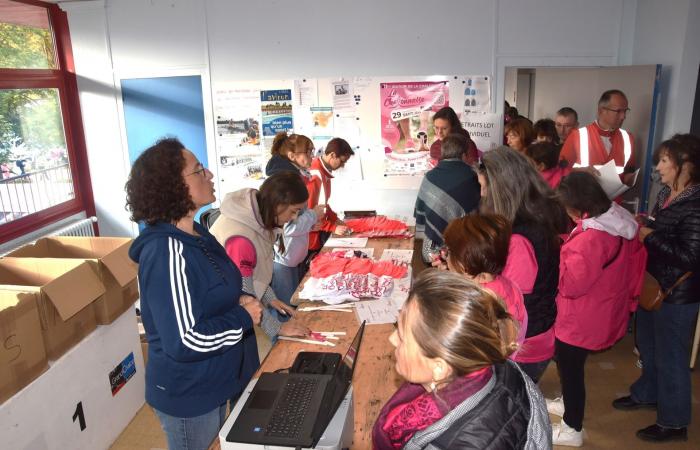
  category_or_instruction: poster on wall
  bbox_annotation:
[380,81,449,176]
[310,106,334,143]
[261,89,293,137]
[462,113,502,153]
[462,76,491,114]
[214,88,265,189]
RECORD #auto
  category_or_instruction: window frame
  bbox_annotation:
[0,0,96,242]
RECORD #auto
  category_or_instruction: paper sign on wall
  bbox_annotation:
[462,113,502,153]
[261,89,293,137]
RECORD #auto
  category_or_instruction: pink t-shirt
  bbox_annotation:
[503,233,555,363]
[225,236,257,277]
[481,275,528,358]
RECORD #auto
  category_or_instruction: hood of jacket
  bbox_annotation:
[265,154,297,176]
[580,202,638,239]
[129,221,207,263]
[218,188,278,242]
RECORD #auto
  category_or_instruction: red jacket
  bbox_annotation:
[307,157,338,250]
[560,122,635,170]
[555,205,647,350]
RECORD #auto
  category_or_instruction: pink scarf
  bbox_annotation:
[372,367,492,449]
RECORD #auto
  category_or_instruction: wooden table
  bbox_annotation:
[259,235,414,449]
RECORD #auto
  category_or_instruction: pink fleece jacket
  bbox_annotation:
[555,204,647,350]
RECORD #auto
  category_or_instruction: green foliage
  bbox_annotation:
[0,22,54,69]
[0,22,65,167]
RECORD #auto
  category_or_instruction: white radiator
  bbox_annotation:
[50,216,97,237]
[0,216,97,256]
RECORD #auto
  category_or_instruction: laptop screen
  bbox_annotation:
[335,321,365,385]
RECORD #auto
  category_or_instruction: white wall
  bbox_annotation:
[60,0,699,237]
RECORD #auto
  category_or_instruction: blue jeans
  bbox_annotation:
[154,403,227,450]
[271,262,300,322]
[631,302,700,428]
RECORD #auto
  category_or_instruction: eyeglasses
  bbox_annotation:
[602,107,630,114]
[186,166,208,177]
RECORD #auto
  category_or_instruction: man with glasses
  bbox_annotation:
[560,90,637,184]
[554,107,579,144]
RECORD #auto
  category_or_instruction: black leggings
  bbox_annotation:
[555,338,589,431]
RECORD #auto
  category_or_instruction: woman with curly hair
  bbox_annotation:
[127,138,263,450]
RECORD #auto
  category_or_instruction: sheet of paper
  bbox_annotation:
[323,237,368,248]
[354,299,399,324]
[354,266,412,324]
[379,249,413,264]
[331,247,375,257]
[294,79,317,108]
[594,160,638,199]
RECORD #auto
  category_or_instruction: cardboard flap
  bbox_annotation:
[99,243,137,287]
[42,262,106,321]
[5,239,50,257]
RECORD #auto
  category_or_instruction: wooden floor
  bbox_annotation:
[113,242,700,449]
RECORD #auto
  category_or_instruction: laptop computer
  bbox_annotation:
[226,322,366,448]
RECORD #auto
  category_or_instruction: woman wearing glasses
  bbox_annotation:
[429,106,478,165]
[127,138,263,450]
[265,132,325,306]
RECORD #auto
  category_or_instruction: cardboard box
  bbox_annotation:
[0,308,145,450]
[0,291,48,404]
[0,258,104,360]
[8,237,139,324]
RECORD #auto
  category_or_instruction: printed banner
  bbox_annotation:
[380,81,449,175]
[261,89,293,137]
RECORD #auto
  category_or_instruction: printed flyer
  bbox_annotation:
[380,81,449,176]
[462,76,491,114]
[260,89,293,137]
[214,88,265,191]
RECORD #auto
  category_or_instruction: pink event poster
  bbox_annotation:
[380,81,449,153]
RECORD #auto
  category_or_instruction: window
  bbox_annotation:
[0,0,94,241]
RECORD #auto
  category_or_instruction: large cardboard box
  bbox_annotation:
[8,237,138,324]
[0,291,48,404]
[0,308,145,450]
[0,258,104,361]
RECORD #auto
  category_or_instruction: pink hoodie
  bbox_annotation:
[555,203,647,350]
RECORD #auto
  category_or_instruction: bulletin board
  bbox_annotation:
[211,75,501,196]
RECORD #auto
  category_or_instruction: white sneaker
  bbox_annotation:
[546,396,565,417]
[552,420,583,447]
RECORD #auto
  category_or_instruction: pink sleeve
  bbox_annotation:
[503,234,538,294]
[224,236,257,277]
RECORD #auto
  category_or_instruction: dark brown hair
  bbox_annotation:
[270,132,313,158]
[443,214,511,276]
[405,270,519,378]
[557,171,611,218]
[652,133,700,189]
[324,137,354,158]
[533,118,559,145]
[125,138,195,225]
[525,141,561,170]
[433,106,465,134]
[257,172,309,230]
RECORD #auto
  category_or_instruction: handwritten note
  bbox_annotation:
[324,237,368,248]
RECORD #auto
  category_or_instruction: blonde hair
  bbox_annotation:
[270,132,313,158]
[406,270,519,378]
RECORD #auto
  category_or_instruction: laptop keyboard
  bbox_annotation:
[265,378,319,438]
